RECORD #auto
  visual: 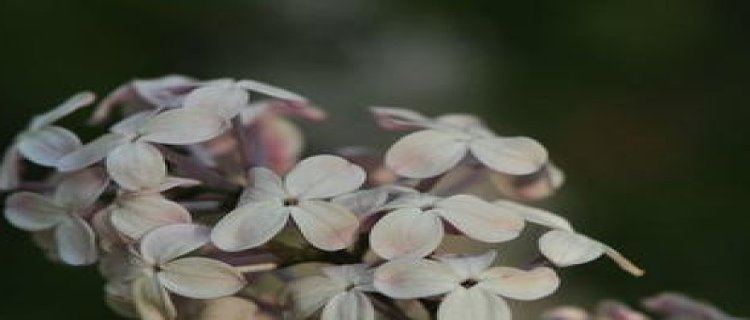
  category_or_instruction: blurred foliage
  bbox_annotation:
[1,0,749,319]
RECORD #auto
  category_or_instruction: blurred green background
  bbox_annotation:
[1,0,748,318]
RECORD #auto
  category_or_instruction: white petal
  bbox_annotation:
[385,130,468,179]
[477,266,560,300]
[57,133,128,172]
[106,141,166,191]
[469,136,548,175]
[321,291,375,320]
[288,276,345,319]
[374,258,459,299]
[332,188,389,216]
[152,176,201,192]
[434,251,497,280]
[133,275,176,320]
[370,106,431,130]
[290,200,359,251]
[29,91,95,129]
[435,114,486,131]
[183,84,248,119]
[139,109,228,145]
[236,79,308,102]
[111,111,155,135]
[436,195,524,243]
[17,126,81,167]
[110,195,192,240]
[285,155,366,199]
[0,145,21,190]
[54,167,110,209]
[210,200,290,252]
[54,217,98,265]
[380,192,440,211]
[237,167,286,205]
[437,287,511,320]
[321,264,374,289]
[158,257,246,299]
[538,230,604,267]
[370,208,444,259]
[4,192,65,231]
[139,223,211,264]
[493,200,573,231]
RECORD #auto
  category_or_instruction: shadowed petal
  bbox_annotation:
[477,266,560,300]
[140,223,211,265]
[285,155,366,199]
[288,276,345,319]
[133,275,176,320]
[211,200,290,252]
[321,291,375,320]
[18,126,81,167]
[0,145,21,190]
[159,257,246,299]
[469,136,547,175]
[291,200,359,251]
[57,133,128,172]
[5,192,65,231]
[370,208,444,259]
[434,251,497,280]
[374,258,459,299]
[106,141,166,191]
[385,130,468,179]
[110,195,192,240]
[55,217,97,265]
[55,167,110,209]
[238,167,286,205]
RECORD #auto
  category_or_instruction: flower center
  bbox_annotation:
[460,279,478,288]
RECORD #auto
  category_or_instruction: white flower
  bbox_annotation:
[0,92,95,189]
[130,223,247,320]
[494,200,645,276]
[288,264,376,320]
[211,155,365,251]
[4,167,108,265]
[374,251,560,320]
[369,192,524,259]
[373,107,548,179]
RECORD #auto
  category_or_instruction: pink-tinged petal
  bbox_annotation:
[0,145,21,190]
[211,200,290,252]
[370,106,431,131]
[54,167,110,209]
[332,188,389,217]
[380,192,439,211]
[437,287,511,320]
[132,275,176,320]
[235,79,308,102]
[288,276,345,319]
[434,251,497,280]
[5,192,65,231]
[469,136,548,175]
[541,306,590,320]
[238,168,287,205]
[321,291,375,320]
[106,141,166,191]
[285,155,366,199]
[538,230,604,267]
[17,126,81,167]
[490,163,565,201]
[477,266,560,301]
[54,217,98,265]
[29,91,96,130]
[183,84,248,119]
[266,100,327,121]
[250,115,304,174]
[57,133,128,172]
[493,200,573,232]
[385,130,468,179]
[139,223,210,265]
[435,195,524,243]
[158,257,246,299]
[374,258,459,299]
[110,195,192,241]
[369,208,444,259]
[152,176,201,193]
[290,200,359,251]
[139,109,228,145]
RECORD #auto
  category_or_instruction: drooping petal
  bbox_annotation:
[434,251,497,280]
[139,109,228,145]
[469,136,548,175]
[132,275,176,320]
[385,130,469,179]
[158,257,246,299]
[538,230,604,267]
[54,217,98,265]
[17,126,81,167]
[236,79,308,102]
[285,155,366,199]
[437,287,511,320]
[288,276,346,319]
[106,141,166,191]
[332,188,389,217]
[0,145,21,190]
[374,258,459,299]
[57,133,128,172]
[602,246,646,277]
[290,200,359,251]
[110,195,192,241]
[4,192,65,231]
[436,195,524,243]
[477,266,560,300]
[54,167,110,209]
[29,91,96,130]
[369,208,444,259]
[139,223,211,265]
[321,291,375,320]
[237,167,286,205]
[370,106,431,131]
[493,200,573,231]
[183,84,248,119]
[210,200,290,252]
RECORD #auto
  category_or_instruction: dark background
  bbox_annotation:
[1,0,748,318]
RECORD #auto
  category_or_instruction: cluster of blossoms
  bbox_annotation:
[3,75,644,320]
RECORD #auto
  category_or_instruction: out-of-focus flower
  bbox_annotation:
[4,167,108,265]
[494,200,645,277]
[374,251,560,320]
[0,91,95,189]
[288,264,376,320]
[490,162,565,201]
[130,224,246,320]
[541,306,590,320]
[370,192,524,259]
[643,292,740,320]
[211,155,365,251]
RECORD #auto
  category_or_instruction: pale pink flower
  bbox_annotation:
[288,264,376,320]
